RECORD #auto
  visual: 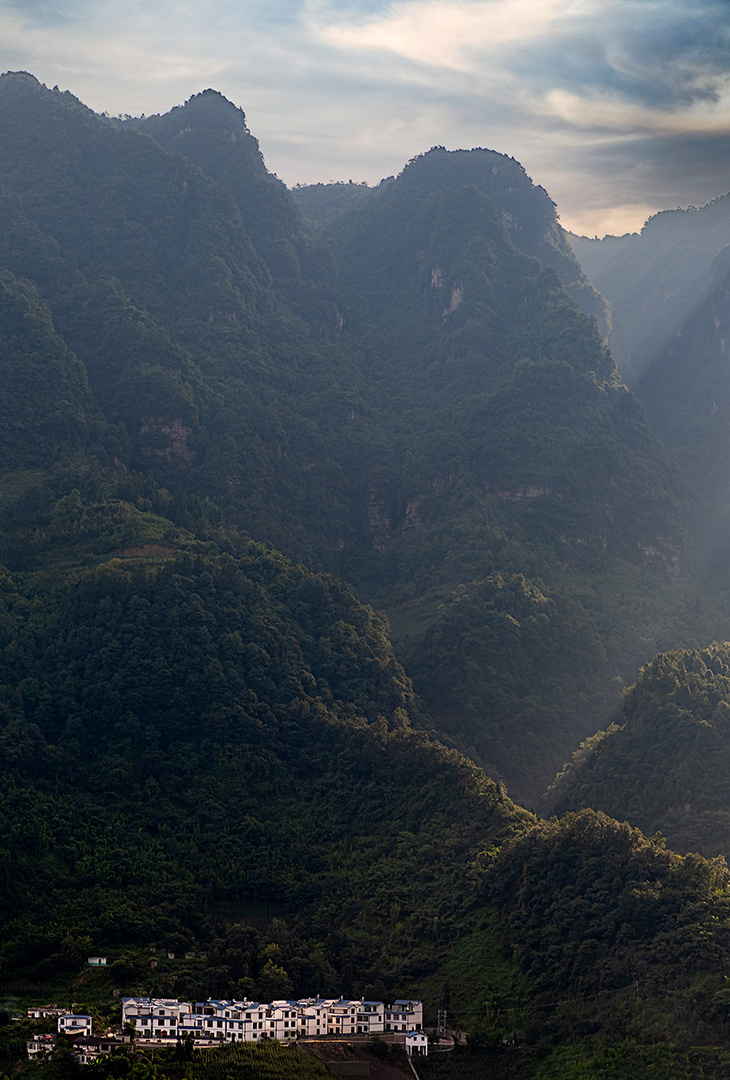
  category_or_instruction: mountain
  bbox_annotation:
[5,72,730,1073]
[0,72,361,573]
[321,146,699,799]
[544,642,730,860]
[637,247,730,579]
[0,525,529,1000]
[571,195,730,580]
[304,147,610,333]
[292,179,388,225]
[0,73,704,803]
[570,193,730,384]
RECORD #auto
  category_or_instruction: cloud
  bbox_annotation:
[1,0,730,232]
[308,0,585,70]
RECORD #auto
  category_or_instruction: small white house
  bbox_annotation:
[406,1031,428,1056]
[58,1016,93,1037]
[27,1034,56,1058]
[28,1007,68,1020]
[87,957,107,966]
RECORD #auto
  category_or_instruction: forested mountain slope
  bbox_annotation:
[323,149,700,799]
[4,70,730,1077]
[0,73,706,802]
[545,642,730,860]
[571,196,730,580]
[0,72,362,573]
[0,525,529,999]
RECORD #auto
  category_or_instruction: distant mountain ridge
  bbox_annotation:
[570,193,730,579]
[570,193,730,383]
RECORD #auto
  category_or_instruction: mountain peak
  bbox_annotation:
[139,87,250,141]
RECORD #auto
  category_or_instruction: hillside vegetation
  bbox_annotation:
[4,71,730,1078]
[546,642,730,858]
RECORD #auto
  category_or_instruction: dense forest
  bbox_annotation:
[4,69,730,1078]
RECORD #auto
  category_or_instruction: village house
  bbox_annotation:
[385,1000,423,1032]
[73,1035,122,1064]
[405,1031,428,1056]
[297,999,329,1037]
[357,1001,385,1034]
[326,999,360,1036]
[27,1034,56,1058]
[27,1006,69,1020]
[58,1016,93,1037]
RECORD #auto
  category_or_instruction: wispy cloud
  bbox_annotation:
[1,0,730,233]
[309,0,585,70]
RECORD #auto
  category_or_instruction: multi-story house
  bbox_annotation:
[28,1006,69,1021]
[27,1034,56,1058]
[123,997,191,1040]
[265,1002,299,1040]
[393,999,423,1029]
[297,999,331,1037]
[357,1001,385,1034]
[327,1000,360,1036]
[58,1016,93,1037]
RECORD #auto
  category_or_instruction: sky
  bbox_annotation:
[1,0,730,235]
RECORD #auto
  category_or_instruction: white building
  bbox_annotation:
[406,1031,428,1056]
[27,1034,56,1058]
[357,1002,385,1035]
[385,1000,423,1032]
[122,997,191,1040]
[120,994,423,1045]
[297,999,332,1037]
[58,1016,92,1037]
[265,1002,299,1040]
[395,999,423,1029]
[28,1006,69,1021]
[327,999,360,1036]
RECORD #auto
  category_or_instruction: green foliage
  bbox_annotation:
[3,72,730,1079]
[484,808,730,1045]
[0,533,527,1003]
[0,70,704,803]
[546,642,730,857]
[170,1040,331,1079]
